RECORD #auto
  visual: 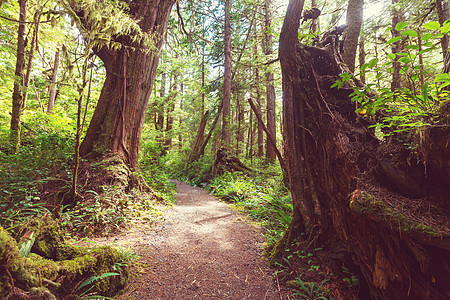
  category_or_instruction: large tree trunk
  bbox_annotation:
[10,0,28,153]
[276,0,450,299]
[264,0,277,161]
[77,0,175,171]
[342,0,364,73]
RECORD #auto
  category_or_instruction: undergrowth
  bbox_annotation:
[206,163,292,247]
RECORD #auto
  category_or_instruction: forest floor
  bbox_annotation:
[87,180,293,299]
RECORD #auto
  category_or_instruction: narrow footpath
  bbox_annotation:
[112,180,286,299]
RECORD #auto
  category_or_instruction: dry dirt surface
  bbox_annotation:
[98,180,290,299]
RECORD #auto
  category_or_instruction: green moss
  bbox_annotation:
[0,223,130,298]
[32,219,83,261]
[349,191,445,237]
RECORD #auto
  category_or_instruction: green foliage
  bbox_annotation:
[0,197,48,232]
[207,168,292,246]
[76,272,119,299]
[332,21,448,137]
[60,0,156,53]
[60,187,164,235]
[0,114,74,231]
[292,278,331,300]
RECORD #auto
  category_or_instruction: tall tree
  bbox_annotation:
[47,48,60,113]
[10,0,28,153]
[391,0,402,91]
[436,0,450,72]
[65,0,175,174]
[342,0,364,72]
[264,0,277,161]
[221,0,232,148]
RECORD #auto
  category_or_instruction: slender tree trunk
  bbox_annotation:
[188,111,209,164]
[201,51,206,113]
[391,0,402,91]
[437,0,450,72]
[222,0,232,148]
[417,29,425,87]
[342,0,364,73]
[47,48,61,114]
[23,11,40,110]
[178,82,183,147]
[264,0,277,161]
[311,0,319,32]
[78,0,175,170]
[253,37,264,157]
[165,76,176,150]
[247,107,253,158]
[359,33,366,84]
[248,98,287,175]
[10,0,28,153]
[71,59,91,198]
[236,95,244,155]
[157,71,166,152]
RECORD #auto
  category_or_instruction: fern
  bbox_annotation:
[76,272,119,294]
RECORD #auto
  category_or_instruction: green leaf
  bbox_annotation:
[386,36,402,44]
[395,21,408,31]
[401,30,418,37]
[76,273,120,291]
[418,47,436,55]
[434,73,450,81]
[368,58,379,68]
[424,21,441,30]
[405,45,419,50]
[422,33,433,41]
[387,53,396,60]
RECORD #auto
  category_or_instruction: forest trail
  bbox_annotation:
[100,180,286,299]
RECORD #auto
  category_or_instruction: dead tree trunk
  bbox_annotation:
[275,1,450,299]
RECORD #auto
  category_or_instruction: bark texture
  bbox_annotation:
[391,0,402,91]
[342,0,363,73]
[10,0,28,153]
[47,48,60,114]
[78,0,175,169]
[277,0,450,299]
[264,0,277,161]
[221,0,232,147]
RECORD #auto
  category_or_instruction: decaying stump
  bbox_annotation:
[276,1,450,298]
[212,148,252,176]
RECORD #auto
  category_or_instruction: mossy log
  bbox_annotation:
[0,221,129,299]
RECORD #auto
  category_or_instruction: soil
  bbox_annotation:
[89,180,292,299]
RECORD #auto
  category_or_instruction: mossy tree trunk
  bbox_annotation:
[277,0,450,298]
[76,0,175,172]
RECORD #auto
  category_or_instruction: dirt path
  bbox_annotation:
[107,180,285,299]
